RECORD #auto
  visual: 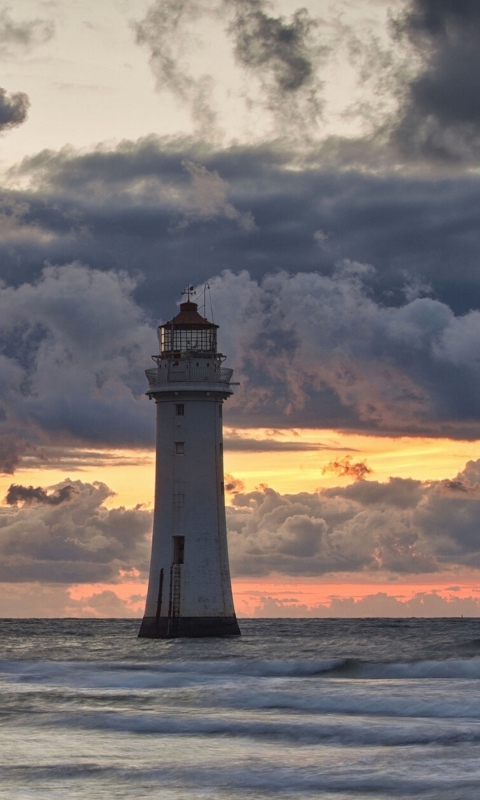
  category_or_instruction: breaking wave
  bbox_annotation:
[3,655,480,687]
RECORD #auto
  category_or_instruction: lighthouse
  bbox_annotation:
[139,289,241,638]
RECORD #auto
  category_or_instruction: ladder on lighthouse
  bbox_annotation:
[167,564,182,637]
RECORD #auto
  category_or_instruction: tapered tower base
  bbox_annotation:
[138,615,241,639]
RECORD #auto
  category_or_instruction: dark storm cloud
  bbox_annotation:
[0,480,151,583]
[9,137,480,316]
[227,459,480,577]
[0,87,29,132]
[392,0,480,161]
[3,136,480,448]
[5,483,79,506]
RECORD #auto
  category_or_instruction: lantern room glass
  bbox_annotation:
[161,326,217,355]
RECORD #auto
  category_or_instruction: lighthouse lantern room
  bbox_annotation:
[139,288,241,638]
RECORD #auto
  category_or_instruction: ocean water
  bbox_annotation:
[1,619,480,799]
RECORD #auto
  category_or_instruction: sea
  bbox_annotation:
[1,618,480,800]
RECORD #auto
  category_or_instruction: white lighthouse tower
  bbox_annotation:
[139,289,241,638]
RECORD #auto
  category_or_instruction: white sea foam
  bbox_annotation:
[34,707,480,748]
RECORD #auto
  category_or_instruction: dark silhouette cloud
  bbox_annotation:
[322,455,372,481]
[224,473,245,494]
[442,479,469,493]
[5,483,79,506]
[0,87,29,132]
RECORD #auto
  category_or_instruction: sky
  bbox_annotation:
[2,0,480,618]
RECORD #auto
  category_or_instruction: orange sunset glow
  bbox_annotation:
[1,427,478,618]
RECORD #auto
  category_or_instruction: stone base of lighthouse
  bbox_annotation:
[138,615,241,639]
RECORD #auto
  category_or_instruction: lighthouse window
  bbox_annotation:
[173,536,185,565]
[175,441,185,455]
[176,404,185,416]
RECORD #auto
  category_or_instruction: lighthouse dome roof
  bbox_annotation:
[164,301,218,329]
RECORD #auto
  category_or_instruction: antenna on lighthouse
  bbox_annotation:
[198,283,214,322]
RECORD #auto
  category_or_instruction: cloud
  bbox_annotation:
[252,591,480,618]
[0,479,151,583]
[0,7,55,58]
[134,0,327,139]
[2,137,480,439]
[224,473,245,493]
[224,436,337,452]
[0,583,143,618]
[3,461,480,592]
[0,262,156,467]
[7,135,480,315]
[134,0,219,136]
[391,0,480,162]
[19,446,152,472]
[0,86,29,132]
[0,434,34,474]
[227,459,480,577]
[70,589,143,618]
[180,159,255,230]
[322,455,372,481]
[5,483,79,506]
[207,267,480,436]
[324,477,424,510]
[226,0,327,131]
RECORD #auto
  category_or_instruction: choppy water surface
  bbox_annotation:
[1,618,480,799]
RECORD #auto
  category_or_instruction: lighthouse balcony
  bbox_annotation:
[145,364,234,387]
